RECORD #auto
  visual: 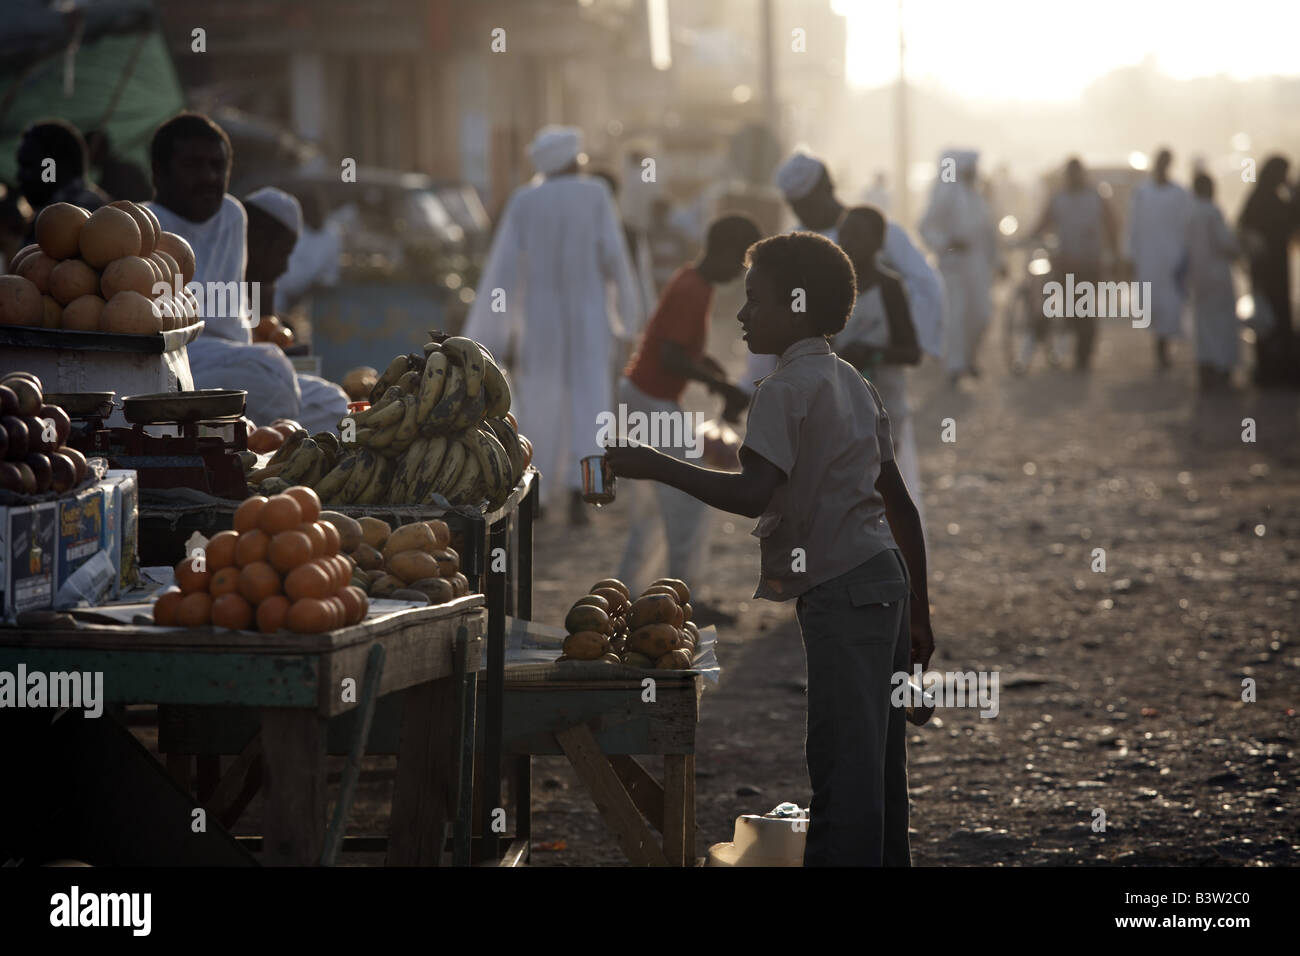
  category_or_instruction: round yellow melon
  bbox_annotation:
[151,295,179,330]
[62,294,106,331]
[100,256,157,299]
[35,203,90,260]
[155,232,196,284]
[108,201,156,256]
[16,252,58,293]
[8,243,40,274]
[40,295,62,329]
[0,275,43,326]
[102,290,161,335]
[48,258,100,305]
[151,250,181,287]
[78,207,142,268]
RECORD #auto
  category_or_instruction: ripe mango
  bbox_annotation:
[630,623,679,658]
[562,630,608,660]
[628,593,677,630]
[565,603,611,635]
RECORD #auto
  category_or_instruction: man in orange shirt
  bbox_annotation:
[617,214,761,593]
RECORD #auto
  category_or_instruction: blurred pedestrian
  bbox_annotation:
[1237,155,1298,387]
[15,120,108,238]
[147,112,303,429]
[1185,173,1241,391]
[1029,157,1119,371]
[834,205,925,534]
[646,197,689,295]
[464,126,644,525]
[244,187,350,434]
[616,213,760,595]
[920,150,1000,385]
[1128,148,1191,370]
[757,151,944,385]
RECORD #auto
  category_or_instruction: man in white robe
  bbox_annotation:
[463,126,644,524]
[766,151,940,536]
[919,149,1000,384]
[1186,172,1240,388]
[147,113,303,429]
[1128,148,1191,369]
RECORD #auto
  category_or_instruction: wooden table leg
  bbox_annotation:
[260,709,326,866]
[387,676,458,866]
[663,754,687,866]
[684,754,696,863]
[555,724,668,867]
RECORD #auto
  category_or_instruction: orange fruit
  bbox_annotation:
[339,586,368,626]
[287,597,332,634]
[177,592,213,627]
[206,530,239,571]
[316,520,340,557]
[234,496,268,533]
[210,566,241,598]
[285,561,332,601]
[212,593,254,631]
[235,529,270,566]
[296,522,327,559]
[153,588,183,625]
[268,530,313,573]
[327,555,349,591]
[284,486,321,523]
[256,594,291,634]
[258,495,303,536]
[175,556,210,594]
[238,561,282,605]
[324,596,347,630]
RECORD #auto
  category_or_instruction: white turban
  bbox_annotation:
[244,187,303,238]
[775,151,827,200]
[528,125,583,175]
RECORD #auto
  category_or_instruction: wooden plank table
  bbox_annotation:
[477,669,703,866]
[0,596,484,866]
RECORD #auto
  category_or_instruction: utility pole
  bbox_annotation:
[761,0,779,151]
[895,0,909,226]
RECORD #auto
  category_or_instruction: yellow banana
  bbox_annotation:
[444,446,482,505]
[409,435,448,502]
[313,452,359,502]
[267,428,308,465]
[339,449,378,504]
[397,369,421,394]
[417,350,449,426]
[426,439,467,500]
[354,453,396,505]
[278,440,323,484]
[393,394,420,445]
[356,389,406,429]
[427,362,465,431]
[449,386,486,432]
[442,336,485,399]
[485,418,525,486]
[371,354,410,401]
[466,428,510,501]
[389,436,428,502]
[482,358,511,418]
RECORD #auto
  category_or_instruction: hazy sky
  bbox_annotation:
[833,0,1300,101]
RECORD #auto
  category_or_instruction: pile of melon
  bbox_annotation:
[0,201,199,334]
[152,485,370,634]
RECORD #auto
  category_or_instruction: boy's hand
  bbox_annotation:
[910,618,935,671]
[720,383,750,424]
[604,443,667,480]
[699,355,727,378]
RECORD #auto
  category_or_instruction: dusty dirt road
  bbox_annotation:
[520,295,1299,866]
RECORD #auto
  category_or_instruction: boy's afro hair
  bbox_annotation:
[743,231,857,337]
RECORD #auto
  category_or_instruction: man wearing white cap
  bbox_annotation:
[762,150,942,536]
[919,149,1000,384]
[245,187,350,435]
[465,125,644,525]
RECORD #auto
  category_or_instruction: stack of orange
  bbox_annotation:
[153,486,369,633]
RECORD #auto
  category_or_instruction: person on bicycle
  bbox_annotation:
[1029,157,1120,371]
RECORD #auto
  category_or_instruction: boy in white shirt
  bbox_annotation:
[606,232,936,866]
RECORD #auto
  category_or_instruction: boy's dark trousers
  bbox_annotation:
[796,548,912,866]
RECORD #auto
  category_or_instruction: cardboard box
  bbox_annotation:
[105,470,140,594]
[2,501,58,620]
[56,485,106,602]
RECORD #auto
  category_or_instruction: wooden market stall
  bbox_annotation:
[0,598,484,866]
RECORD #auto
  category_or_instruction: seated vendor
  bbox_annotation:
[145,113,342,434]
[243,187,348,435]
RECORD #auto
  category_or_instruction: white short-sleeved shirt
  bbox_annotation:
[742,337,897,601]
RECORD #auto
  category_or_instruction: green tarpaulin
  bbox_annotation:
[0,30,184,186]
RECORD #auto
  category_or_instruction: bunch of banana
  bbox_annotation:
[246,430,343,493]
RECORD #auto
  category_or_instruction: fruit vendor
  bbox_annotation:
[146,113,319,431]
[616,213,760,595]
[464,125,644,525]
[606,232,936,867]
[15,121,109,238]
